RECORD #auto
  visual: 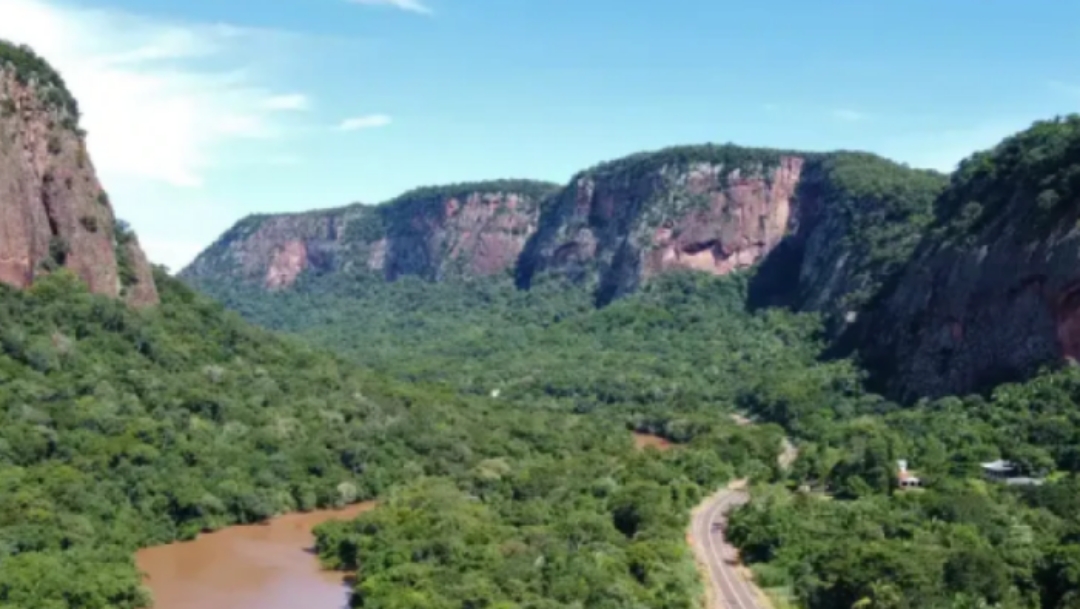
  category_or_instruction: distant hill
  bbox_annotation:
[183,145,946,337]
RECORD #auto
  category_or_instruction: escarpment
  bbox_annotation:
[517,146,944,316]
[181,181,559,290]
[0,41,157,306]
[856,116,1080,400]
[186,145,941,330]
[516,148,809,305]
[183,111,1080,403]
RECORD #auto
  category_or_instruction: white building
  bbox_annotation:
[897,459,921,488]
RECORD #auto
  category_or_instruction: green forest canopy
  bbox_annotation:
[194,261,1080,609]
[6,116,1080,609]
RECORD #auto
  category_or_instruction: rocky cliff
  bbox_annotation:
[855,116,1080,400]
[180,180,559,291]
[0,42,157,306]
[517,145,945,316]
[185,144,942,334]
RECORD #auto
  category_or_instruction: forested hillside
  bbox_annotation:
[188,265,1080,609]
[178,118,1080,609]
[0,268,793,609]
[6,34,1080,609]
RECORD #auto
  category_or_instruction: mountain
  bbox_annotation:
[0,42,158,307]
[855,115,1080,400]
[181,180,560,291]
[183,146,944,332]
[182,118,1080,403]
[517,146,946,320]
[4,39,1080,609]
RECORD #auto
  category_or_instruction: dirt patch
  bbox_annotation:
[730,413,754,426]
[632,432,674,451]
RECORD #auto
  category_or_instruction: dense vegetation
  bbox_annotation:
[185,268,827,419]
[728,367,1080,609]
[0,268,791,609]
[800,154,946,314]
[5,43,1080,609]
[385,179,561,209]
[0,40,80,128]
[314,421,782,609]
[574,143,810,182]
[935,115,1080,238]
[199,261,1080,609]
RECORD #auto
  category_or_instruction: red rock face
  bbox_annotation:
[0,70,157,304]
[192,212,344,290]
[442,193,536,277]
[519,154,809,301]
[382,191,542,281]
[183,188,544,290]
[644,157,804,278]
[265,240,308,290]
[1055,282,1080,361]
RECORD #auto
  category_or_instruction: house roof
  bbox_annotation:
[980,459,1015,472]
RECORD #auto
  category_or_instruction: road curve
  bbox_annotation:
[689,481,763,609]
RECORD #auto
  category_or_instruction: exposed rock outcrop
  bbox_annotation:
[855,116,1080,400]
[517,147,816,305]
[517,146,943,313]
[0,42,157,306]
[185,144,941,334]
[180,181,559,290]
[183,207,356,290]
[382,186,550,281]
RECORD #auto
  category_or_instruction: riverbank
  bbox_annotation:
[136,501,376,609]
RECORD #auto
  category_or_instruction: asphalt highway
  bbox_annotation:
[689,484,763,609]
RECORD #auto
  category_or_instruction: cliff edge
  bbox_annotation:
[0,41,157,306]
[180,180,560,291]
[857,115,1080,400]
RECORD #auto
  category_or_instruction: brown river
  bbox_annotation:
[136,501,376,609]
[136,434,668,609]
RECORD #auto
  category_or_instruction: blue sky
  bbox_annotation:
[2,0,1079,270]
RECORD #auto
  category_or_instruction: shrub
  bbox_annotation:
[79,215,98,233]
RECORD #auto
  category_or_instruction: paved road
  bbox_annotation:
[690,482,763,609]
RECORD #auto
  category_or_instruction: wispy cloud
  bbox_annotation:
[0,0,316,270]
[339,114,392,131]
[263,93,310,111]
[348,0,432,14]
[0,0,311,188]
[832,108,867,122]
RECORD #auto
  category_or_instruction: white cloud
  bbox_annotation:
[339,114,392,130]
[263,93,310,111]
[349,0,432,14]
[832,108,866,122]
[0,0,309,188]
[0,0,317,270]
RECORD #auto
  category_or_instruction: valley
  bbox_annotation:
[2,36,1080,609]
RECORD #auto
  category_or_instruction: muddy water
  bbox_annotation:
[632,432,674,451]
[136,501,376,609]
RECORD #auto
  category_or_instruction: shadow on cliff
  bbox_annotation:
[745,237,805,312]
